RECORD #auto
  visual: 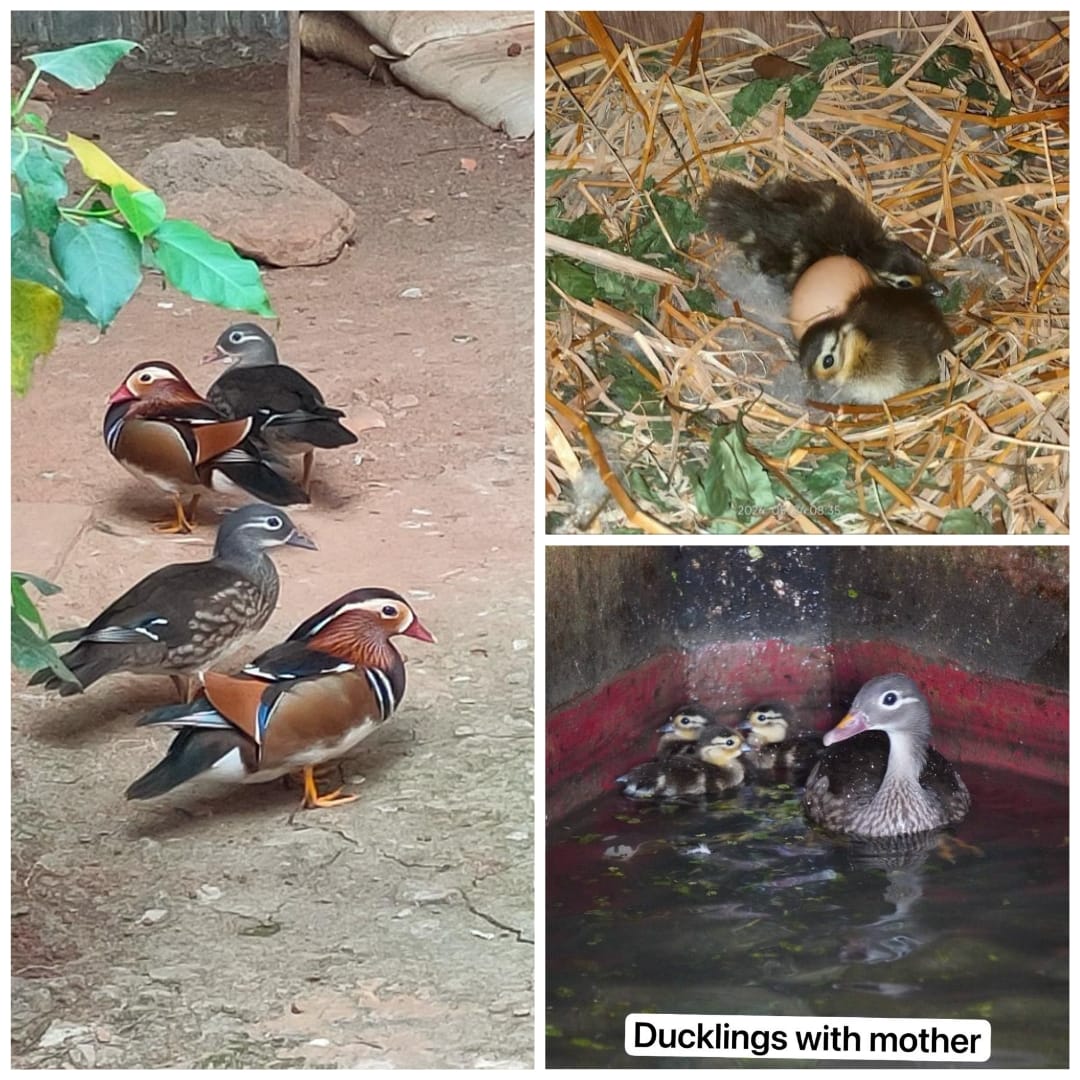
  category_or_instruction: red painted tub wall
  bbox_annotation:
[547,639,1068,823]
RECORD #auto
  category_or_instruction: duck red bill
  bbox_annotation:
[405,617,436,644]
[107,383,135,404]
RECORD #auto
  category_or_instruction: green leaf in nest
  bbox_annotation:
[691,424,775,524]
[26,39,139,91]
[862,45,896,86]
[807,37,854,74]
[787,74,823,119]
[150,218,275,318]
[922,45,973,87]
[939,509,994,534]
[729,78,783,128]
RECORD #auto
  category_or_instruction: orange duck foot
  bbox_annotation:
[153,494,201,534]
[301,766,358,810]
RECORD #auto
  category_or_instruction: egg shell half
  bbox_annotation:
[789,255,874,340]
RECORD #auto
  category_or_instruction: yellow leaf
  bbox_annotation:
[11,278,63,394]
[66,132,148,192]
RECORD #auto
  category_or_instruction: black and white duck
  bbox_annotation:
[617,724,746,801]
[738,704,823,782]
[802,673,971,839]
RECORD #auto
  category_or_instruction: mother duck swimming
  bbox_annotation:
[802,673,971,838]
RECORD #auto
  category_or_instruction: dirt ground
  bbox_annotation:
[11,57,534,1068]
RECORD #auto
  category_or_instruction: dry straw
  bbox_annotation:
[545,12,1068,534]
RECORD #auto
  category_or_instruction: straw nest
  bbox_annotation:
[545,12,1068,534]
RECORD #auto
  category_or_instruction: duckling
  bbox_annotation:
[655,709,712,757]
[799,285,952,404]
[802,674,971,839]
[616,724,746,800]
[705,177,943,294]
[738,705,823,782]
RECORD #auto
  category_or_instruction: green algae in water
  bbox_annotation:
[546,766,1067,1068]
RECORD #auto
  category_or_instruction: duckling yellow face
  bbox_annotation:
[698,729,745,767]
[660,711,710,743]
[744,706,789,745]
[800,320,871,394]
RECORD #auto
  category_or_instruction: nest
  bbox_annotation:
[545,12,1068,534]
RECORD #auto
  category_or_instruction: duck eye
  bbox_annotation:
[821,354,836,371]
[266,516,282,529]
[229,331,244,344]
[895,279,914,289]
[381,604,398,618]
[881,691,899,707]
[138,372,153,383]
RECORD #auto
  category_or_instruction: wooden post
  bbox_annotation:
[287,10,300,166]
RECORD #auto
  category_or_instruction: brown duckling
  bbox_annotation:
[738,705,823,783]
[799,285,951,404]
[705,177,943,294]
[802,674,971,839]
[655,709,713,758]
[616,724,747,800]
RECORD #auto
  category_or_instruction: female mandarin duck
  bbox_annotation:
[617,724,747,800]
[738,704,823,783]
[655,709,714,757]
[29,505,314,700]
[125,587,435,809]
[802,674,971,838]
[105,361,309,533]
[203,324,357,492]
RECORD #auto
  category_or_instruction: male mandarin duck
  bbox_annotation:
[203,324,357,492]
[738,704,823,783]
[617,724,747,800]
[125,587,436,809]
[28,505,315,700]
[105,361,309,533]
[655,708,714,757]
[802,674,971,839]
[705,177,952,404]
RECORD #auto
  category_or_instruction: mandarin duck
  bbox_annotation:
[125,587,435,809]
[799,286,951,404]
[28,505,315,700]
[105,361,309,533]
[705,177,943,294]
[656,709,714,757]
[738,705,823,782]
[802,674,971,839]
[616,724,747,800]
[203,324,357,492]
[706,177,952,404]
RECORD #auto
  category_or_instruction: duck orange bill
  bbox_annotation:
[823,709,870,746]
[108,383,136,405]
[405,617,436,644]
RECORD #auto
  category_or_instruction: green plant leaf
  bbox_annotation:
[922,45,973,88]
[11,278,63,394]
[11,572,75,679]
[50,217,143,326]
[150,219,275,317]
[25,39,139,91]
[787,74,823,119]
[691,424,775,523]
[863,44,896,86]
[729,78,783,128]
[939,509,993,534]
[807,37,854,73]
[112,183,166,240]
[11,135,71,234]
[12,224,96,323]
[12,192,27,237]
